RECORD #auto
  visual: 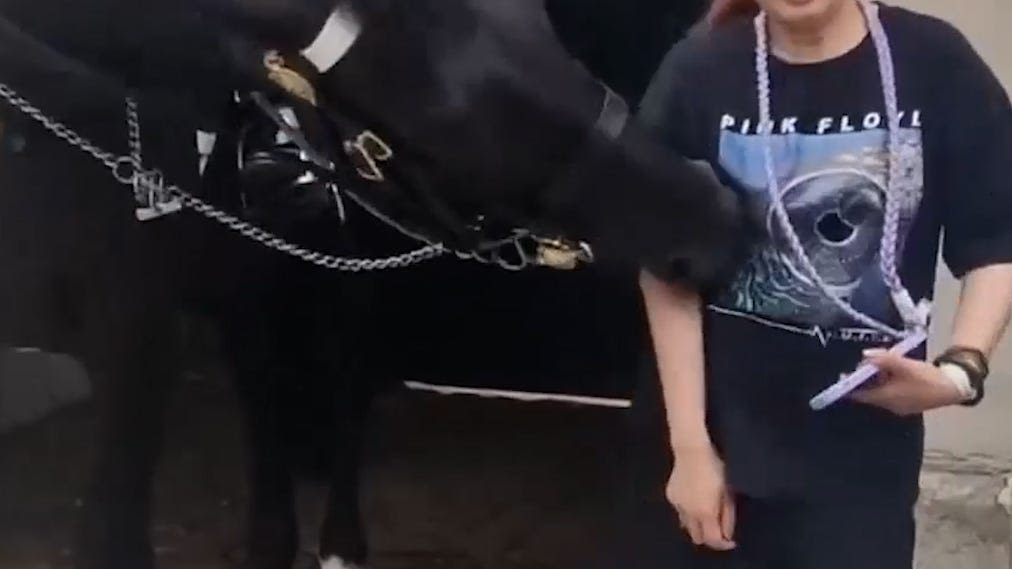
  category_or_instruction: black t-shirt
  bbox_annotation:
[637,3,1012,500]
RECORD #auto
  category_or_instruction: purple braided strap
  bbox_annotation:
[753,0,929,339]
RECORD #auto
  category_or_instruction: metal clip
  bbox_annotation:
[133,169,182,221]
[344,130,394,182]
[533,237,594,270]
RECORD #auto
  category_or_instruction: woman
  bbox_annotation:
[622,0,1012,567]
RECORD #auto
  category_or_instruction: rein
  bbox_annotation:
[0,81,449,271]
[255,40,628,272]
[0,2,626,274]
[0,53,618,274]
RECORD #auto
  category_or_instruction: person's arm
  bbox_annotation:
[937,25,1012,374]
[853,25,1012,413]
[634,31,738,550]
[639,270,711,451]
[639,269,736,551]
[634,28,722,458]
[950,265,1012,358]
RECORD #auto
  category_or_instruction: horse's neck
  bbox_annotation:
[475,0,551,31]
[0,14,123,91]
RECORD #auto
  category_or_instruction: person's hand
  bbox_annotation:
[849,349,965,416]
[667,444,737,551]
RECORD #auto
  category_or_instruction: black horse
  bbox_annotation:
[0,38,396,567]
[205,5,714,568]
[0,1,729,568]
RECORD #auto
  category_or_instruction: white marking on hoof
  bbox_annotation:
[319,555,363,569]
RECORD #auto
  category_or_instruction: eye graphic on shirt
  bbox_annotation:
[715,125,924,332]
[768,168,885,294]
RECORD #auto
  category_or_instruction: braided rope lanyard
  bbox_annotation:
[754,0,930,341]
[0,81,553,272]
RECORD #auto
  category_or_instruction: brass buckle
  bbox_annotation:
[344,130,394,182]
[533,237,594,270]
[263,50,318,107]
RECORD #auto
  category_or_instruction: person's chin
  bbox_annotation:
[772,0,830,22]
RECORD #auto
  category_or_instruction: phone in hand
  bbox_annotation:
[808,328,928,411]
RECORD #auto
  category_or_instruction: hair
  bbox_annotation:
[704,0,760,29]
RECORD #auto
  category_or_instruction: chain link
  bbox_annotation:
[178,191,448,270]
[0,83,119,170]
[1,81,450,272]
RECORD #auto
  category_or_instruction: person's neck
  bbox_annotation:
[769,0,869,64]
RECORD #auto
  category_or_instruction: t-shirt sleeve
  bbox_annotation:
[634,34,707,160]
[938,29,1012,278]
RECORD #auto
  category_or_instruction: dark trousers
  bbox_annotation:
[602,355,917,569]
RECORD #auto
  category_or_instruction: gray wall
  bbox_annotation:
[888,0,1012,457]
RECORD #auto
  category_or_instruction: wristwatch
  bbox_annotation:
[933,346,989,407]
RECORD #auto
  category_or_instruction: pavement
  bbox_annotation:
[917,365,1012,569]
[0,347,1009,568]
[917,270,1012,569]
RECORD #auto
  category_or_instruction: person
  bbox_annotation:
[617,0,1012,567]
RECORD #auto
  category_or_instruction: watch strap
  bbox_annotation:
[934,346,989,407]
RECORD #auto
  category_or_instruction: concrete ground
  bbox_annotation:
[1,349,1009,569]
[1,373,626,569]
[917,271,1012,569]
[918,368,1012,569]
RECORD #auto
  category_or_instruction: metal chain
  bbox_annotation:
[1,80,450,272]
[0,83,122,171]
[177,191,449,270]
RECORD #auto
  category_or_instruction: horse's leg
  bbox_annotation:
[221,314,300,569]
[316,377,373,569]
[74,300,180,569]
[264,265,374,569]
[304,290,375,569]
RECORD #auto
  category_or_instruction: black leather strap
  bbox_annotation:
[934,346,989,407]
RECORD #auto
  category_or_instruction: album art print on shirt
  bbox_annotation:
[713,110,924,335]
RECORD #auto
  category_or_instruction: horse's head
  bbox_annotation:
[204,0,751,287]
[1,0,751,286]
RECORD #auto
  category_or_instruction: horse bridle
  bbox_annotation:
[254,48,629,271]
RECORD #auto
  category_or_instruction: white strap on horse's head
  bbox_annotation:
[301,3,362,73]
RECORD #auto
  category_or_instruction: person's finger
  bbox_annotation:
[862,350,914,375]
[701,514,736,551]
[720,492,737,543]
[683,517,704,545]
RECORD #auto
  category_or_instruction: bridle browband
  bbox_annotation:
[256,30,629,271]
